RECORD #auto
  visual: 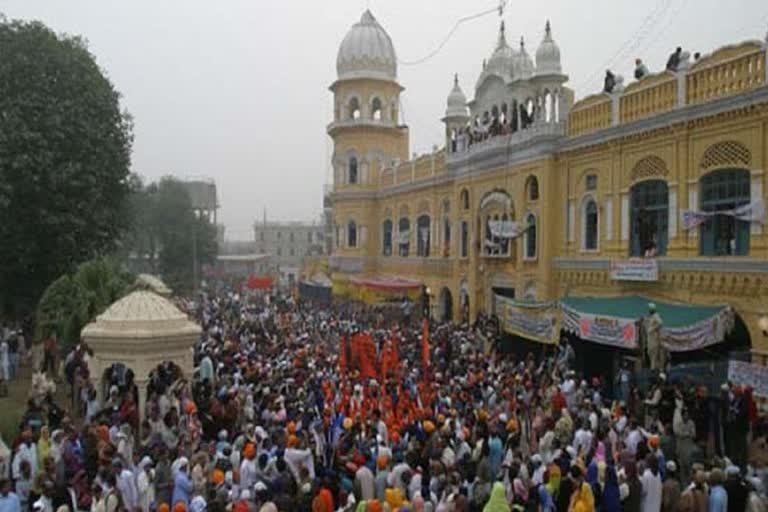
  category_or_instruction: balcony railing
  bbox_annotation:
[568,40,767,138]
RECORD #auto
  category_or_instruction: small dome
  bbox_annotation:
[445,74,469,119]
[81,290,201,339]
[513,36,535,79]
[535,20,562,75]
[477,22,516,88]
[336,10,397,81]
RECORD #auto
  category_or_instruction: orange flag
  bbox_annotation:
[359,334,377,379]
[421,318,429,377]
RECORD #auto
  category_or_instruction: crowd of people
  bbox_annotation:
[0,290,767,512]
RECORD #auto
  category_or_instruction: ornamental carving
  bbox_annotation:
[630,155,669,182]
[700,140,751,170]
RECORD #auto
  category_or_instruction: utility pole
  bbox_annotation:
[192,212,199,292]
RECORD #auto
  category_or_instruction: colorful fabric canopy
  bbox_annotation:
[561,295,734,352]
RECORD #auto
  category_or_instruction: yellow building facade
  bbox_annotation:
[328,11,768,356]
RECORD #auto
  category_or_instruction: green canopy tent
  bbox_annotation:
[561,295,734,352]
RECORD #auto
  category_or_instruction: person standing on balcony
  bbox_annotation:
[635,59,649,80]
[666,47,682,71]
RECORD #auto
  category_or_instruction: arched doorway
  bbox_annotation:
[439,287,453,323]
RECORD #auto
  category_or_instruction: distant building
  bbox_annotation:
[212,254,274,280]
[253,216,325,286]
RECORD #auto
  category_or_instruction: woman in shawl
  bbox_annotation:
[485,482,511,512]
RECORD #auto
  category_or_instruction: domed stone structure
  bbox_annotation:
[535,21,562,75]
[445,74,469,119]
[513,36,535,80]
[336,9,397,81]
[82,290,201,424]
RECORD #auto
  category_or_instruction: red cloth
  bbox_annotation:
[319,487,334,512]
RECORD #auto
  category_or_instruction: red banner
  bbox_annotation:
[246,275,273,290]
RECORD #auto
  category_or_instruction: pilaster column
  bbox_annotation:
[136,379,148,437]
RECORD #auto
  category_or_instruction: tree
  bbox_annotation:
[0,19,133,318]
[36,258,134,350]
[122,177,218,293]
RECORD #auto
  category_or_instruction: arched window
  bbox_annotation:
[630,180,668,257]
[699,169,750,256]
[524,213,537,259]
[460,189,470,210]
[417,215,431,257]
[348,97,361,120]
[582,198,599,250]
[527,176,539,201]
[348,156,358,184]
[347,221,357,248]
[371,97,382,120]
[398,217,410,257]
[544,91,553,122]
[382,219,393,256]
[460,221,469,258]
[443,218,451,257]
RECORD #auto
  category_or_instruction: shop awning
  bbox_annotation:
[561,295,734,352]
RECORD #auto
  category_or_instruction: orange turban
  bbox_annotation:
[286,421,297,434]
[186,401,198,415]
[287,434,298,447]
[507,418,519,433]
[158,504,170,512]
[377,454,389,469]
[244,443,256,459]
[212,469,225,485]
[368,499,382,512]
[648,436,660,449]
[423,421,435,433]
[174,502,186,512]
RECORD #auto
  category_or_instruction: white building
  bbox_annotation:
[253,219,325,286]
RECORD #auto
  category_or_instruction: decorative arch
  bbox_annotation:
[525,175,540,201]
[479,187,513,212]
[700,140,751,171]
[382,218,393,256]
[460,189,470,210]
[348,155,359,184]
[580,193,599,251]
[523,211,537,259]
[416,199,431,215]
[347,220,358,248]
[480,188,515,258]
[416,214,431,257]
[347,95,362,120]
[630,155,668,182]
[398,216,411,257]
[370,96,384,121]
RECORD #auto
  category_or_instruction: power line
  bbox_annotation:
[574,0,673,92]
[398,1,505,66]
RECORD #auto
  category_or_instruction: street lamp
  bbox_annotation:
[759,314,768,336]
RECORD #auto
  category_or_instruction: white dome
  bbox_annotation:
[336,10,397,81]
[513,36,535,79]
[476,22,516,88]
[535,21,562,75]
[445,74,469,119]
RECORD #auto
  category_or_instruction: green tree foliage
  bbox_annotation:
[123,177,218,293]
[0,19,133,317]
[36,258,134,350]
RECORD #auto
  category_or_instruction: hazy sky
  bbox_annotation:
[2,1,767,239]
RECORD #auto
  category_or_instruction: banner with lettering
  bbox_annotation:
[610,259,658,282]
[488,220,525,239]
[561,304,639,349]
[681,199,765,231]
[496,295,558,344]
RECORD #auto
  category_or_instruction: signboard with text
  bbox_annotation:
[610,259,658,282]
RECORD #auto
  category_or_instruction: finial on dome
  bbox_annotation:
[496,20,507,48]
[454,73,459,86]
[545,20,551,37]
[520,36,525,50]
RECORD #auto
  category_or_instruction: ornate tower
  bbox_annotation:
[442,74,470,153]
[328,10,409,259]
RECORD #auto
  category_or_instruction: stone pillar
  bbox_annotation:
[136,380,148,437]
